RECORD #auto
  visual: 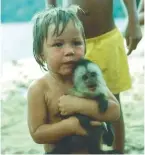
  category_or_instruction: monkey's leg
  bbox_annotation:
[87,126,120,154]
[102,122,115,146]
[88,125,104,154]
[96,94,108,112]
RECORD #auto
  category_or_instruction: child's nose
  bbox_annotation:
[64,45,75,56]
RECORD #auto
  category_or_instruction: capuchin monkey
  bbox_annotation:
[51,59,120,154]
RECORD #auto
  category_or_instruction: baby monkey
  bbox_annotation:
[51,59,120,154]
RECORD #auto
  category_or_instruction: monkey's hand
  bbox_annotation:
[96,94,108,113]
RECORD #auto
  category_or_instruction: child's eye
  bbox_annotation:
[52,42,63,47]
[73,41,82,46]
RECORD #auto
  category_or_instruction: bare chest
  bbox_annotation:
[45,77,72,123]
[45,85,64,123]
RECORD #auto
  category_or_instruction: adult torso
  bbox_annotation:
[62,0,115,38]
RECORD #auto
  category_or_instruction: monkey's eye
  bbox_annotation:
[90,72,96,77]
[82,74,88,81]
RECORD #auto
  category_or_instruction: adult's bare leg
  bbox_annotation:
[112,93,125,154]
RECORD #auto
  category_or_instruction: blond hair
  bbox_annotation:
[32,5,85,71]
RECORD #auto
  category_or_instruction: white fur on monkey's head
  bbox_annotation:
[73,59,108,97]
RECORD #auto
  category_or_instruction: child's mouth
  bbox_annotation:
[63,61,76,67]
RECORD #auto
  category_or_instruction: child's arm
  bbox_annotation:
[27,80,87,144]
[77,88,120,122]
[58,88,120,122]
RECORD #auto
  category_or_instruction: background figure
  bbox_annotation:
[138,0,144,25]
[46,0,142,153]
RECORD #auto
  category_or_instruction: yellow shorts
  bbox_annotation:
[85,28,132,94]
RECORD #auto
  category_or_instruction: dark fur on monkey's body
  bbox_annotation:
[50,59,120,154]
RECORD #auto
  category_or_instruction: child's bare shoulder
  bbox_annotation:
[27,74,50,98]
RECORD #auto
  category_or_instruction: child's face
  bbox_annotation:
[43,20,85,76]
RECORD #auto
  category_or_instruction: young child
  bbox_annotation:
[27,5,120,154]
[46,0,142,153]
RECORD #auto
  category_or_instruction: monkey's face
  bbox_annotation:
[81,71,97,92]
[73,61,106,96]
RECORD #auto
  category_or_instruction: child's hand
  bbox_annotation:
[68,117,102,136]
[58,95,79,116]
[90,120,102,126]
[68,116,87,136]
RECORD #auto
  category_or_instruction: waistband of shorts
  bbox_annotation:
[86,27,120,42]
